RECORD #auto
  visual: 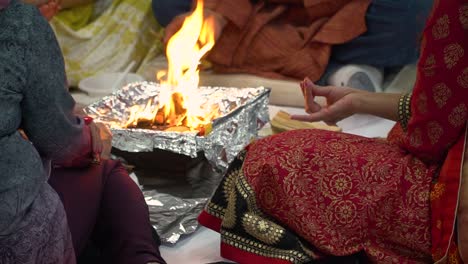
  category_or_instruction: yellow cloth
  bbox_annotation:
[51,0,164,87]
[54,3,94,30]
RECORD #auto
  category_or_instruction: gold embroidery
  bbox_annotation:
[457,67,468,88]
[417,93,428,114]
[427,121,444,145]
[423,54,436,77]
[333,200,357,224]
[242,213,285,245]
[432,15,450,40]
[221,230,311,263]
[223,168,239,202]
[222,186,238,229]
[410,128,423,148]
[433,83,452,108]
[206,202,226,218]
[444,43,464,69]
[430,182,446,201]
[460,4,468,29]
[448,104,467,127]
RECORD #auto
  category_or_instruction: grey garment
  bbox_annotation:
[0,1,87,263]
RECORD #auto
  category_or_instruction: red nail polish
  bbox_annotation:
[83,116,93,125]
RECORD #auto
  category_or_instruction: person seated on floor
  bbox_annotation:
[153,0,433,92]
[197,0,468,263]
[33,0,164,87]
[0,1,166,263]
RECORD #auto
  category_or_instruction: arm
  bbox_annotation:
[20,6,92,164]
[353,92,401,121]
[291,78,403,124]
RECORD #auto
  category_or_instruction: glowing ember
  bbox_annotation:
[125,0,219,132]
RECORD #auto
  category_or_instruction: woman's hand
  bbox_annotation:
[88,121,112,163]
[22,0,61,20]
[291,78,367,125]
[164,9,227,44]
[38,0,60,21]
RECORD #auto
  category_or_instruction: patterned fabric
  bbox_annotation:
[397,0,468,262]
[200,130,436,263]
[49,0,164,86]
[199,0,468,263]
[0,1,91,262]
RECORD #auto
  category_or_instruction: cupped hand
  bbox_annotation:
[164,9,227,45]
[291,78,366,125]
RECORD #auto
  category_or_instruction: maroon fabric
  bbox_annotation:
[49,160,166,264]
[0,0,10,9]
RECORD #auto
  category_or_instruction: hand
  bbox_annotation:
[164,8,227,45]
[291,78,367,125]
[22,0,61,20]
[38,0,61,21]
[88,121,112,163]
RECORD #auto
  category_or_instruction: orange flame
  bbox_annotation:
[124,0,218,132]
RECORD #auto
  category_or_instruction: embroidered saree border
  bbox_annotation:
[200,151,315,264]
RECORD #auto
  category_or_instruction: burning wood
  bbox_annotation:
[124,0,218,133]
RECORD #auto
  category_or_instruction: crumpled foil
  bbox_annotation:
[85,82,270,171]
[144,190,208,245]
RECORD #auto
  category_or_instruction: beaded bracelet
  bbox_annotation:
[398,93,412,131]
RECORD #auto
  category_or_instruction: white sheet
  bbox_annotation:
[160,105,396,264]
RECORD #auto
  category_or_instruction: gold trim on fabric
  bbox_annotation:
[242,213,285,245]
[221,230,311,263]
[206,202,226,219]
[222,188,238,229]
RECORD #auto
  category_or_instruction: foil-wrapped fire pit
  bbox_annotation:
[85,82,270,172]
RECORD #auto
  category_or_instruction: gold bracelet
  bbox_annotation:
[398,93,412,131]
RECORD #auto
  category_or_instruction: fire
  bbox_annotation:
[124,0,219,133]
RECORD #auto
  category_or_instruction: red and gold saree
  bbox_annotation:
[199,0,468,263]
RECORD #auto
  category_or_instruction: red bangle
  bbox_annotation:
[83,116,93,125]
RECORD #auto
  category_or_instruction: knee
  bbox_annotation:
[152,0,192,27]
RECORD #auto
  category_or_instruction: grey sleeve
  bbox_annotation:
[20,7,90,161]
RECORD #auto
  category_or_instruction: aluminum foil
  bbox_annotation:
[144,190,208,245]
[85,82,270,171]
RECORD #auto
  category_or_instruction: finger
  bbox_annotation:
[290,110,330,123]
[304,82,322,113]
[300,81,305,97]
[89,124,103,154]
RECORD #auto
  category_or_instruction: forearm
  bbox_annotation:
[353,92,402,121]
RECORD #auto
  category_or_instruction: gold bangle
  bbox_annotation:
[398,93,412,131]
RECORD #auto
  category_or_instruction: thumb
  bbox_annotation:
[290,110,329,123]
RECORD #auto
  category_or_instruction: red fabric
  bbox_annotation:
[386,0,468,261]
[198,210,222,232]
[388,0,468,164]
